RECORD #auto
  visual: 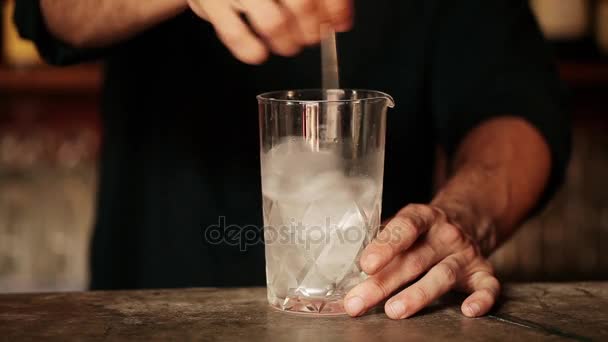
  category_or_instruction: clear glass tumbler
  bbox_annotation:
[258,89,395,315]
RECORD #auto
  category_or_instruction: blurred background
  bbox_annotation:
[0,0,607,293]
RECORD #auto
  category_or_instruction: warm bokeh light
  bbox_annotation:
[2,0,40,66]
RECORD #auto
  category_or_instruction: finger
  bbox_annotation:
[461,271,500,318]
[361,204,435,275]
[384,255,463,320]
[202,1,268,64]
[282,0,321,45]
[187,0,210,21]
[240,0,302,56]
[344,242,438,317]
[319,0,353,32]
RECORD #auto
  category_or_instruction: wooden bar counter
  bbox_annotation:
[1,282,607,341]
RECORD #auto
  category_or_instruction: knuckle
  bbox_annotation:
[403,218,421,237]
[259,16,288,36]
[486,277,501,295]
[461,245,479,262]
[430,206,447,221]
[410,203,432,216]
[390,216,418,242]
[402,203,423,214]
[439,224,464,246]
[390,215,409,230]
[437,263,457,285]
[369,278,390,299]
[400,204,433,225]
[478,288,498,300]
[409,286,429,305]
[406,254,427,276]
[416,205,435,218]
[395,213,422,235]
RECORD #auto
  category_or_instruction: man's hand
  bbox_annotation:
[188,0,353,64]
[344,117,553,320]
[344,204,500,319]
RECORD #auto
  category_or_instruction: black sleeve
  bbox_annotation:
[430,0,571,211]
[13,0,105,65]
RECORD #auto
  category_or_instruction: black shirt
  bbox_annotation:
[15,0,570,290]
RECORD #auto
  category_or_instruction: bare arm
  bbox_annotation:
[432,116,552,254]
[40,0,188,48]
[39,0,353,64]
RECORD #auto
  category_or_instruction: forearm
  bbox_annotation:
[432,116,552,255]
[40,0,188,48]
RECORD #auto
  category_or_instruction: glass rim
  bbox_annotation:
[257,89,395,107]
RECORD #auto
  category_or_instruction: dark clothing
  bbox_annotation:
[15,0,570,290]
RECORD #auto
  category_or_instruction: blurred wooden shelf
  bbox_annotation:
[558,61,608,87]
[0,64,102,94]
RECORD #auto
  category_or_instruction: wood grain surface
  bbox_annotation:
[0,283,606,341]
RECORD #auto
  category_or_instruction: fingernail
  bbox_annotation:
[388,300,406,319]
[466,303,480,317]
[345,296,365,316]
[364,253,381,272]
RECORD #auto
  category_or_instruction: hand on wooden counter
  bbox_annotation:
[345,117,554,320]
[345,204,500,320]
